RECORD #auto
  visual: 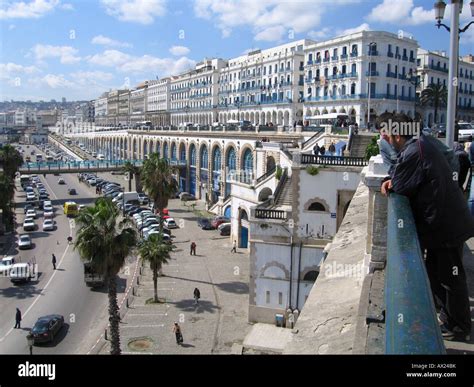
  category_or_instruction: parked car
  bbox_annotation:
[433,123,446,138]
[58,178,65,185]
[179,192,196,201]
[44,210,54,219]
[24,204,35,214]
[219,223,231,236]
[458,122,474,142]
[18,234,32,249]
[26,192,36,201]
[68,188,77,195]
[212,216,230,229]
[163,218,178,229]
[42,219,55,231]
[197,218,214,230]
[31,315,65,344]
[26,209,37,219]
[137,193,149,205]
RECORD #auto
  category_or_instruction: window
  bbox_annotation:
[278,292,283,305]
[266,291,270,304]
[308,202,326,211]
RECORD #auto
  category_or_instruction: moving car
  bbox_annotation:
[23,219,36,231]
[68,188,77,195]
[163,218,178,229]
[26,209,37,219]
[458,122,474,142]
[18,234,32,250]
[42,219,55,231]
[24,204,35,214]
[43,203,53,212]
[197,218,214,230]
[44,210,54,219]
[10,263,34,283]
[31,315,65,343]
[26,192,36,201]
[0,256,15,276]
[58,178,65,185]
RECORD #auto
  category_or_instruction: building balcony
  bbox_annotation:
[428,64,449,74]
[365,71,379,77]
[307,60,314,65]
[387,52,394,58]
[350,52,358,57]
[409,57,415,63]
[402,55,408,61]
[331,55,339,61]
[386,71,397,78]
[323,57,330,63]
[368,51,378,56]
[340,54,348,60]
[315,58,322,64]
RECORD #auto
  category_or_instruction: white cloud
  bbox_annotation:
[169,46,190,56]
[308,28,331,40]
[194,0,361,42]
[88,49,196,76]
[340,23,371,35]
[100,0,167,24]
[367,0,434,26]
[91,35,132,48]
[254,26,286,42]
[60,3,74,10]
[33,74,75,89]
[70,71,114,85]
[31,44,81,64]
[0,0,61,19]
[0,62,40,79]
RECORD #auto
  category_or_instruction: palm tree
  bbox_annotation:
[122,161,141,192]
[141,153,178,228]
[75,197,137,355]
[138,233,174,303]
[420,84,448,124]
[0,172,15,232]
[0,144,23,179]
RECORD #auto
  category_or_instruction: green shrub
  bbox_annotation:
[275,165,283,180]
[365,135,380,160]
[306,165,319,176]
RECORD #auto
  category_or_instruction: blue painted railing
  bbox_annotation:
[385,194,446,354]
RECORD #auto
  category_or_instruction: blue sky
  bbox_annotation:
[1,0,473,101]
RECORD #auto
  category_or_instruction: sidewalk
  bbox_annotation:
[99,199,252,354]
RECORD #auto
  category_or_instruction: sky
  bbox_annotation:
[0,0,473,101]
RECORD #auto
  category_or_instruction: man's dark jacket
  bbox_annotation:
[390,135,474,248]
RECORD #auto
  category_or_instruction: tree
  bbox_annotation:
[75,197,137,355]
[122,161,142,192]
[141,153,178,229]
[0,145,23,231]
[420,84,448,125]
[0,145,23,180]
[138,233,174,303]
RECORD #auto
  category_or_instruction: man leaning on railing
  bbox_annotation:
[380,113,473,343]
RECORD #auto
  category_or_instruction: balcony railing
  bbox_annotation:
[368,51,378,56]
[331,55,339,61]
[256,166,276,184]
[254,209,287,220]
[387,52,394,58]
[301,154,368,166]
[323,57,330,63]
[350,52,358,57]
[366,71,380,77]
[340,54,348,60]
[386,194,445,354]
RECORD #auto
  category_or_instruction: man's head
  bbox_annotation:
[377,113,414,152]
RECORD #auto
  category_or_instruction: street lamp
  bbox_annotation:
[434,0,474,147]
[407,69,426,121]
[367,42,377,129]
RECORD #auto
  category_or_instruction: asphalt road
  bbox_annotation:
[0,144,137,354]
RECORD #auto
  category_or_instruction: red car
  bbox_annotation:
[212,216,230,229]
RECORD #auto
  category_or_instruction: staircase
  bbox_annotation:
[349,134,377,158]
[274,176,292,207]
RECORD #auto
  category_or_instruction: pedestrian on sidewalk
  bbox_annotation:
[14,308,21,329]
[190,242,196,256]
[173,323,183,345]
[231,240,237,253]
[52,254,57,270]
[193,288,201,305]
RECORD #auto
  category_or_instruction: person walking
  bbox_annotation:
[14,308,21,329]
[52,254,57,270]
[319,145,326,156]
[190,242,196,256]
[231,240,237,253]
[312,144,320,156]
[193,288,201,305]
[381,113,474,342]
[173,323,183,345]
[328,142,336,156]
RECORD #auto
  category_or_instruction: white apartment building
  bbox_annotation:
[14,109,36,126]
[218,40,312,128]
[417,49,474,125]
[130,82,148,126]
[303,31,419,126]
[170,58,227,126]
[94,93,108,126]
[146,78,171,127]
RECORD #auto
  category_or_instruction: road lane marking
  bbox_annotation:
[0,243,70,343]
[120,324,165,328]
[41,176,58,200]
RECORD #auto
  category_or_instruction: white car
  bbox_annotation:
[458,122,474,142]
[163,218,178,229]
[145,231,171,243]
[23,219,36,231]
[137,193,149,204]
[0,256,15,276]
[58,178,65,185]
[43,203,53,212]
[44,210,54,219]
[26,209,37,219]
[26,192,36,201]
[42,219,55,231]
[18,234,32,249]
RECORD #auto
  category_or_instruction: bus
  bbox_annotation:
[20,175,31,186]
[305,113,350,132]
[63,201,78,217]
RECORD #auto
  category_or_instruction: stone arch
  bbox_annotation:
[302,268,320,282]
[259,261,290,280]
[277,111,283,125]
[304,197,330,212]
[258,187,273,202]
[179,141,187,161]
[266,155,276,172]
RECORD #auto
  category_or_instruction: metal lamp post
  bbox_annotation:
[434,0,474,147]
[367,42,377,129]
[407,69,426,121]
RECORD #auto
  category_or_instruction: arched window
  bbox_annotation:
[213,147,221,171]
[308,202,326,211]
[227,147,236,171]
[163,142,169,159]
[171,143,177,160]
[341,85,346,95]
[200,146,208,169]
[180,144,186,161]
[351,63,357,74]
[303,271,319,282]
[242,148,253,173]
[190,144,196,166]
[155,141,160,156]
[350,83,356,95]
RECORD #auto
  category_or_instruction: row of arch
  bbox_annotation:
[218,110,293,126]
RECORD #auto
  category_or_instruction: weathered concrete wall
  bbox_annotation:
[283,180,369,354]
